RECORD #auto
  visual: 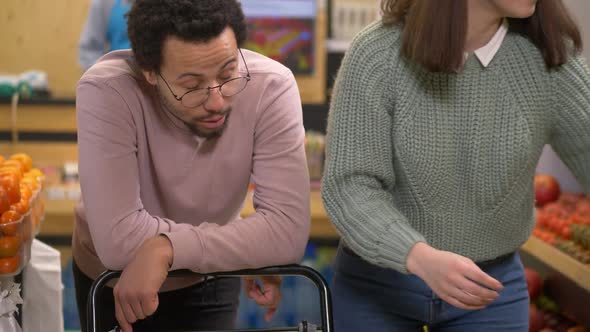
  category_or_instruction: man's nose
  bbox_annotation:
[203,88,225,112]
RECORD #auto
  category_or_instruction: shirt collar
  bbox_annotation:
[470,18,509,67]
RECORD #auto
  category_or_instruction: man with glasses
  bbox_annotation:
[72,0,310,331]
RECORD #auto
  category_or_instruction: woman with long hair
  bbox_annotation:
[322,0,588,330]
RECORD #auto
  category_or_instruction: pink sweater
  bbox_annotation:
[72,50,310,285]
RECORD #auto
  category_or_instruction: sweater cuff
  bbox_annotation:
[373,223,427,274]
[160,230,204,271]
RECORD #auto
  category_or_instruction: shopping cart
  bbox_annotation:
[87,264,334,332]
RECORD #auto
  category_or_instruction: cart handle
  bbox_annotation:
[87,264,334,332]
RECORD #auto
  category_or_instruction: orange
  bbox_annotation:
[26,168,45,187]
[0,211,21,236]
[1,160,23,174]
[0,187,9,214]
[0,166,23,180]
[20,177,39,192]
[0,235,21,257]
[0,173,21,205]
[0,155,4,165]
[9,154,32,172]
[19,183,32,202]
[0,255,20,274]
[10,200,28,215]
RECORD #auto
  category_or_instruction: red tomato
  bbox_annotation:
[534,175,561,207]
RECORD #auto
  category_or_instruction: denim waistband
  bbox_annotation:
[342,244,514,268]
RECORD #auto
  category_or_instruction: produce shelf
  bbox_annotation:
[521,236,590,292]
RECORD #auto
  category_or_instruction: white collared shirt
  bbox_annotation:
[468,19,509,67]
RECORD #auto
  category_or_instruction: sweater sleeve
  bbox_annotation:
[164,70,311,273]
[77,79,191,270]
[550,54,590,196]
[321,32,426,273]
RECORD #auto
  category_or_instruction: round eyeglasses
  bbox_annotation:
[158,49,251,108]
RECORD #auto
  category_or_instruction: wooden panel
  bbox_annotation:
[0,0,90,97]
[41,199,77,236]
[0,142,78,167]
[0,105,77,131]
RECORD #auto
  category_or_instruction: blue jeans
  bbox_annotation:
[332,245,529,332]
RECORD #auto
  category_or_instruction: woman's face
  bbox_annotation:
[488,0,538,19]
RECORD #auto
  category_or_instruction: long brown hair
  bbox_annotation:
[381,0,582,72]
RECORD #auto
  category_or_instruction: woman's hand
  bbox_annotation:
[406,242,504,310]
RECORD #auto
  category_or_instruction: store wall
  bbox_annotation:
[0,0,90,97]
[564,0,590,59]
[535,0,590,193]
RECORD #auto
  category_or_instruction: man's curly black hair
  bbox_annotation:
[127,0,247,72]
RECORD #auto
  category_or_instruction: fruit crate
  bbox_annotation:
[521,236,590,327]
[0,211,33,277]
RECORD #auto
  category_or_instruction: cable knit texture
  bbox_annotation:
[322,21,590,273]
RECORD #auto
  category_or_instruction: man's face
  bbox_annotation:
[145,27,240,138]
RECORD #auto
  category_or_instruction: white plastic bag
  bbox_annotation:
[22,240,63,332]
[0,282,23,332]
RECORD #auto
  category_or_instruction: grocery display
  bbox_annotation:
[525,267,589,332]
[305,131,326,181]
[533,174,590,265]
[527,174,590,330]
[0,153,45,276]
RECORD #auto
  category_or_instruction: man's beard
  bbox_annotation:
[158,90,232,139]
[187,109,231,139]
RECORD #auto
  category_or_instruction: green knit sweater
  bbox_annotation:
[321,21,590,273]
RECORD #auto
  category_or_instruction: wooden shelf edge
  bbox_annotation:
[45,199,77,215]
[521,236,590,292]
[45,192,341,239]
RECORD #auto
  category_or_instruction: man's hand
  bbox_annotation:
[243,276,282,321]
[113,235,173,332]
[407,242,504,310]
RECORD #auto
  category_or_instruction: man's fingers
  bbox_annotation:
[140,292,159,317]
[120,293,141,324]
[248,283,268,302]
[243,278,256,299]
[115,298,133,332]
[129,298,146,321]
[264,307,277,322]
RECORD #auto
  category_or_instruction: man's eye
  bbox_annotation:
[186,84,204,90]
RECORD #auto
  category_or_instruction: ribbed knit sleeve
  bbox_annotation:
[321,25,426,273]
[550,54,590,196]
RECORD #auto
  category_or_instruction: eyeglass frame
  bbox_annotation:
[157,48,251,108]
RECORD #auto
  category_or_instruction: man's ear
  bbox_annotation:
[143,70,158,86]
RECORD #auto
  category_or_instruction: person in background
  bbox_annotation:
[78,0,133,71]
[322,0,590,331]
[73,0,311,331]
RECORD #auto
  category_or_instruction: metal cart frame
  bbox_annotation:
[87,264,334,332]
